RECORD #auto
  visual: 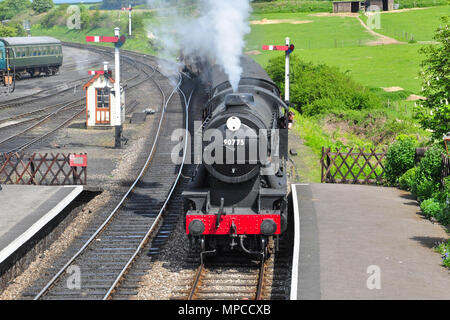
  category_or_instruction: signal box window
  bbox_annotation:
[96,88,109,109]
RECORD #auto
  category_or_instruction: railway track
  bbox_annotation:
[27,57,189,299]
[0,44,158,153]
[172,238,292,300]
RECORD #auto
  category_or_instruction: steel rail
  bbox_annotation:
[1,49,154,154]
[33,70,182,300]
[103,88,193,300]
[0,100,83,148]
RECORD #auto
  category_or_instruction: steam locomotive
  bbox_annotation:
[183,56,289,257]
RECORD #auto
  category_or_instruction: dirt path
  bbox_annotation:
[356,16,406,46]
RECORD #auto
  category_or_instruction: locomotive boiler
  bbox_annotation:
[183,56,289,257]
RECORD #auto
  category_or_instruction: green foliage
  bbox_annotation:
[415,16,450,141]
[39,9,63,28]
[0,0,31,20]
[399,167,417,191]
[398,0,449,8]
[0,24,18,37]
[266,55,382,116]
[414,145,445,194]
[436,240,450,268]
[416,179,440,201]
[420,198,443,218]
[384,135,417,185]
[251,1,332,13]
[32,0,54,13]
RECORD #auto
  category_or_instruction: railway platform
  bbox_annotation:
[0,185,82,271]
[290,183,450,300]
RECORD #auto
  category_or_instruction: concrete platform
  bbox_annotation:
[0,185,82,266]
[291,183,450,300]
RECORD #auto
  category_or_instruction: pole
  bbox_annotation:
[114,27,122,148]
[128,4,132,36]
[285,37,290,104]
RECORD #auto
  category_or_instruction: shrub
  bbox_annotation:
[399,167,417,191]
[436,241,450,268]
[266,55,382,115]
[414,145,444,195]
[384,135,417,185]
[32,0,53,13]
[420,198,443,218]
[416,179,440,202]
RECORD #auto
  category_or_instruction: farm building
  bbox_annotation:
[365,0,394,11]
[332,0,394,13]
[333,1,361,13]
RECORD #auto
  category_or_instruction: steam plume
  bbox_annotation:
[147,0,252,92]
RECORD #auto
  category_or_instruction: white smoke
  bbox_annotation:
[146,0,252,92]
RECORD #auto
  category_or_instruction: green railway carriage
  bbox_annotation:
[0,36,63,83]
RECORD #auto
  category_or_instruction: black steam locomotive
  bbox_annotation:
[183,56,289,257]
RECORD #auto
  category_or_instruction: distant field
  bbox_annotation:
[360,6,450,41]
[246,9,450,92]
[251,44,425,92]
[247,12,377,52]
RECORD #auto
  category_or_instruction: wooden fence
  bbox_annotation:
[321,147,386,184]
[321,147,450,185]
[0,153,87,185]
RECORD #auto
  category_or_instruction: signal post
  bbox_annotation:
[262,38,295,104]
[86,28,126,148]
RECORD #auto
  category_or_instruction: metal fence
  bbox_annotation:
[0,153,87,185]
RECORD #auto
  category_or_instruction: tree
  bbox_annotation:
[0,0,31,20]
[415,17,450,142]
[32,0,54,13]
[0,24,18,37]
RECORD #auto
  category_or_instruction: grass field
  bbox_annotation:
[247,12,377,51]
[247,7,449,93]
[361,6,450,42]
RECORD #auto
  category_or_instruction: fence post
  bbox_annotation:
[321,146,325,183]
[326,148,331,183]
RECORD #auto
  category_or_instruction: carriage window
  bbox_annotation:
[96,88,110,109]
[0,51,3,59]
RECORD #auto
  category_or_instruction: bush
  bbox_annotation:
[414,145,444,194]
[384,135,417,185]
[420,198,442,218]
[266,55,382,116]
[416,179,440,202]
[32,0,53,13]
[399,167,417,191]
[436,241,450,268]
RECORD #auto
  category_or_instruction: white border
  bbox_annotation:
[0,186,83,265]
[290,183,305,300]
